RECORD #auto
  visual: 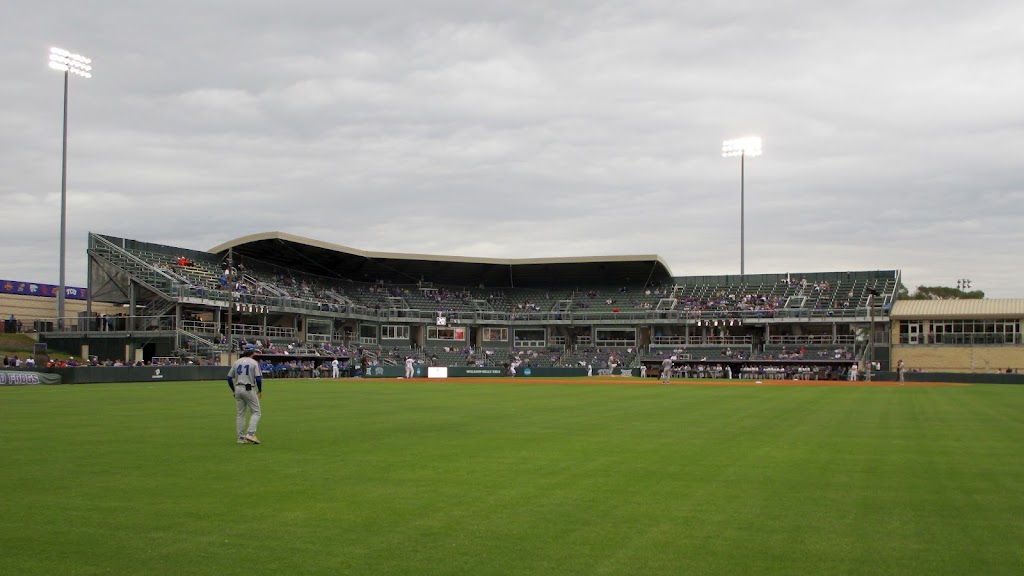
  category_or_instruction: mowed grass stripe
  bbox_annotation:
[1,380,1022,576]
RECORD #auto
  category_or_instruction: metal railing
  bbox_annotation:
[766,335,857,345]
[652,335,754,346]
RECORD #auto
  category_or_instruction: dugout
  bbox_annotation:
[39,332,177,365]
[643,359,855,380]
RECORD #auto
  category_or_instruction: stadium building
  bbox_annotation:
[6,232,905,377]
[890,299,1024,373]
[2,231,1019,378]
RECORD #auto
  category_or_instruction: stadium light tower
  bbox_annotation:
[722,136,762,276]
[48,47,92,330]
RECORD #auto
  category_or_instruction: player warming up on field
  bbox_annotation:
[228,345,263,444]
[661,356,673,385]
[405,356,415,379]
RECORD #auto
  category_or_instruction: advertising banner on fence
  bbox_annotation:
[0,371,62,385]
[363,366,405,378]
[449,367,505,378]
[1,279,87,300]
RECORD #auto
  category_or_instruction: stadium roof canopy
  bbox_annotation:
[891,298,1024,319]
[210,232,673,289]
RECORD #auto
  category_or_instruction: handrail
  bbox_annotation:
[91,233,184,285]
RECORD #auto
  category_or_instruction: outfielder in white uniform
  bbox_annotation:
[331,358,340,379]
[405,356,415,379]
[228,346,263,444]
[661,357,673,384]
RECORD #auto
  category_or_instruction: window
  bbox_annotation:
[513,329,545,348]
[899,321,922,345]
[307,318,332,340]
[359,324,378,344]
[427,326,466,341]
[926,319,1021,345]
[595,328,637,347]
[483,328,508,341]
[381,325,410,340]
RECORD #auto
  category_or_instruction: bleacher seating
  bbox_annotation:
[98,235,898,370]
[120,242,898,324]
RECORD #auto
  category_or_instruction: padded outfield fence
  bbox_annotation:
[5,367,1023,386]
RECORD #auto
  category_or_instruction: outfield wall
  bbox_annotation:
[869,371,1024,385]
[10,367,1024,385]
[46,366,227,384]
[363,366,590,378]
[891,344,1024,374]
[38,366,591,384]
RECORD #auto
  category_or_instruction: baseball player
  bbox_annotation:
[404,356,415,379]
[228,345,263,444]
[660,356,673,385]
[331,357,340,379]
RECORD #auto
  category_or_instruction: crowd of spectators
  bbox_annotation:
[762,346,854,361]
[117,244,900,326]
[676,290,788,319]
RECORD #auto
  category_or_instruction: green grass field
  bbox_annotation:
[2,378,1022,575]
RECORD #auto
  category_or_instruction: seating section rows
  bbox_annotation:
[118,245,897,321]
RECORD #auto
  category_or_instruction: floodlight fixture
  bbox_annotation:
[722,136,762,158]
[722,135,763,275]
[49,47,93,78]
[49,46,93,330]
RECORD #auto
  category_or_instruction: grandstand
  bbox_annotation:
[7,231,901,377]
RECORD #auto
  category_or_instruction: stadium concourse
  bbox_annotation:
[13,231,902,381]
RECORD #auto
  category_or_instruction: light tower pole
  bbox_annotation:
[722,136,762,276]
[48,47,92,330]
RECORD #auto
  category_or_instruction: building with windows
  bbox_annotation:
[7,231,906,375]
[890,299,1024,373]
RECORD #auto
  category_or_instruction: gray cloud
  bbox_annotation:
[2,0,1022,296]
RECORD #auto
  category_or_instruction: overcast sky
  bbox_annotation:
[2,1,1022,296]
